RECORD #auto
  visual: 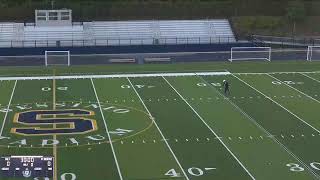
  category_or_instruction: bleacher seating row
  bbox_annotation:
[0,19,236,47]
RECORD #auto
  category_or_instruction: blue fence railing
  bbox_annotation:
[0,36,236,48]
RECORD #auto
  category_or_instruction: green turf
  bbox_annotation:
[0,64,320,179]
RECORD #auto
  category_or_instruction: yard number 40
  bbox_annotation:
[165,167,215,177]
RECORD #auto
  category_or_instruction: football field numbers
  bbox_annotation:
[165,167,216,178]
[271,81,304,85]
[41,87,68,91]
[197,82,222,87]
[121,84,155,89]
[287,162,320,172]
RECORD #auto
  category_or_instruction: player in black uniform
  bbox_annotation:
[223,80,230,95]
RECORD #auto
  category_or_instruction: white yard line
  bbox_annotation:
[162,76,255,180]
[0,80,17,136]
[126,77,190,180]
[90,78,124,180]
[233,74,320,134]
[205,74,320,178]
[267,74,320,104]
[300,73,320,83]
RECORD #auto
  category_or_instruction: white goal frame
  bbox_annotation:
[45,51,70,66]
[307,46,320,61]
[229,47,271,62]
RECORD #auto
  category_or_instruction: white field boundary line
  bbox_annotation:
[0,72,230,81]
[162,76,255,180]
[0,80,17,136]
[0,71,320,81]
[300,73,320,84]
[211,74,320,179]
[0,71,318,82]
[90,78,124,180]
[234,71,320,75]
[267,74,320,104]
[126,77,190,180]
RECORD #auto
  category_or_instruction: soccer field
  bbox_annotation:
[0,68,320,179]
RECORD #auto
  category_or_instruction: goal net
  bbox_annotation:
[307,46,320,61]
[45,51,70,66]
[230,47,271,62]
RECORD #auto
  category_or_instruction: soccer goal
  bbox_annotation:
[229,47,271,62]
[45,51,70,66]
[307,46,320,61]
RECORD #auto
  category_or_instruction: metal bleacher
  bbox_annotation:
[0,19,236,48]
[0,23,17,47]
[88,21,154,46]
[22,25,84,47]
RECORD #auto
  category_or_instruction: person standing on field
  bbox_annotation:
[223,80,230,95]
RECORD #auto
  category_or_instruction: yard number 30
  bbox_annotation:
[287,162,320,172]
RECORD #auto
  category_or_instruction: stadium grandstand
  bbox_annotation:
[0,10,236,48]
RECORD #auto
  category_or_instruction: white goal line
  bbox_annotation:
[0,72,230,81]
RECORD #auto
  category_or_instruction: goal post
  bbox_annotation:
[307,46,320,61]
[230,47,271,62]
[45,51,70,66]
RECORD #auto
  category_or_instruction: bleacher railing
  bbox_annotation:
[252,35,320,47]
[0,36,235,48]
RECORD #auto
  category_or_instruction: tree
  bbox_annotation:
[286,0,306,36]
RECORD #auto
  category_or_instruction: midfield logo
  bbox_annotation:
[12,109,97,136]
[0,102,140,147]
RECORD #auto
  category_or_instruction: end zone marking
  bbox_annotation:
[163,76,255,180]
[91,78,124,180]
